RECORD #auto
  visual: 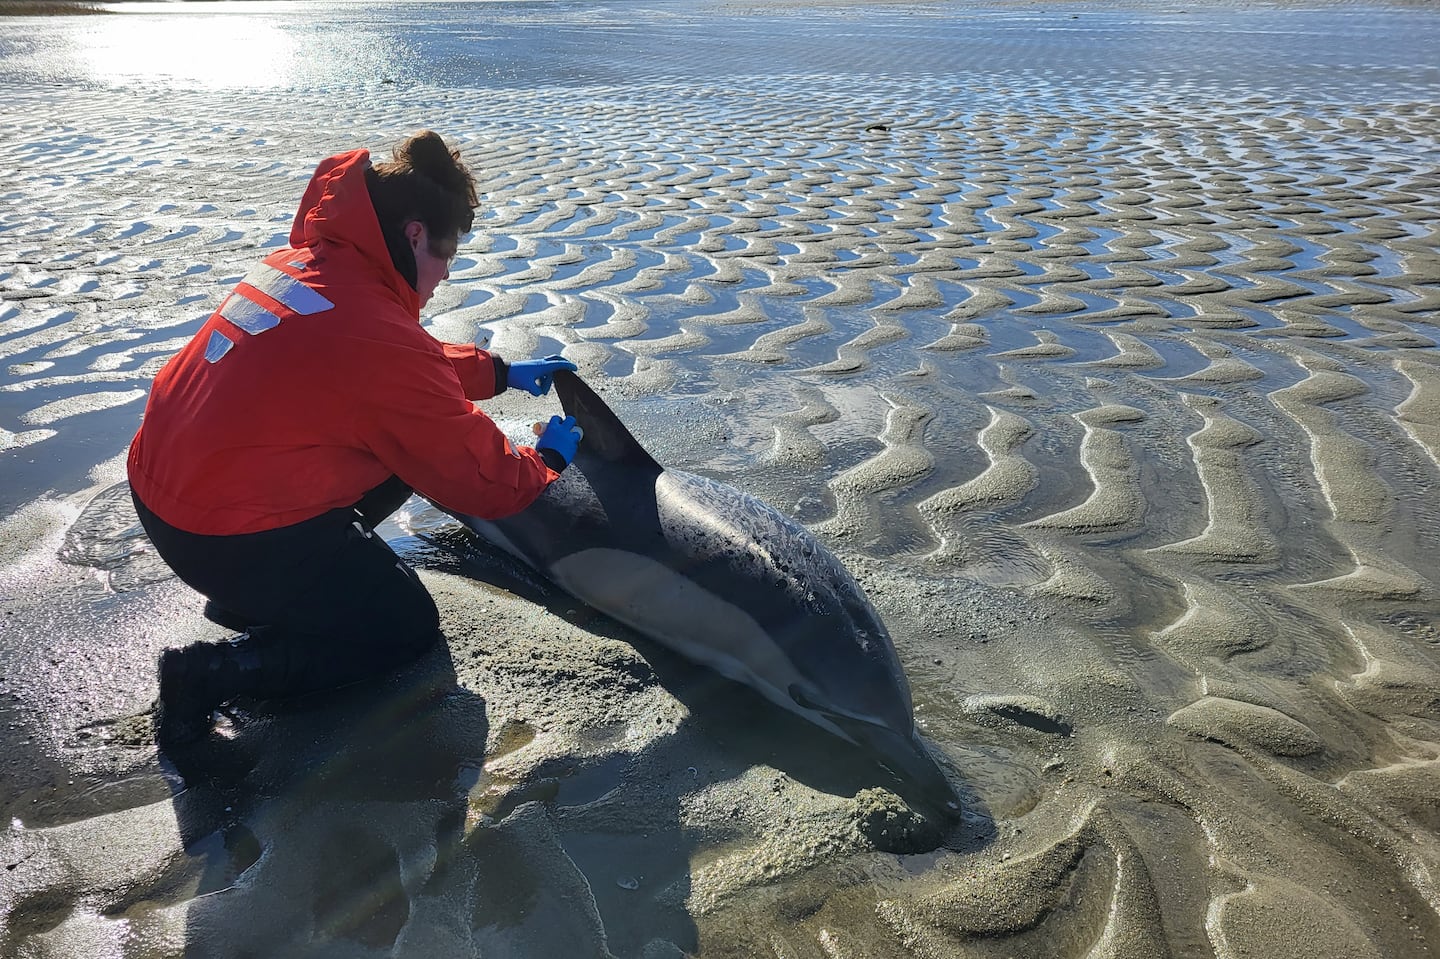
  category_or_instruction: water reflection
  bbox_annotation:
[2,1,1436,94]
[75,14,300,88]
[60,3,408,89]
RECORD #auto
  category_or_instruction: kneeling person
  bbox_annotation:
[127,131,582,746]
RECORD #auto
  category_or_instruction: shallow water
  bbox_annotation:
[3,1,1440,957]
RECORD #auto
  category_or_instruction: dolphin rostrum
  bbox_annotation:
[443,370,957,811]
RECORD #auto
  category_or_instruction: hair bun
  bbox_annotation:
[394,130,468,196]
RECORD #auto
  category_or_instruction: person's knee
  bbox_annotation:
[305,542,442,667]
[387,580,441,658]
[338,604,440,680]
[396,613,442,659]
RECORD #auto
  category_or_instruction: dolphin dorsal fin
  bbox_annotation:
[553,370,663,475]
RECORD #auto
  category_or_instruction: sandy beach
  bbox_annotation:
[2,1,1439,956]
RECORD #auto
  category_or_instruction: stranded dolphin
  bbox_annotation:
[442,370,957,811]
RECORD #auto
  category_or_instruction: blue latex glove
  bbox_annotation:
[535,414,584,467]
[507,355,578,397]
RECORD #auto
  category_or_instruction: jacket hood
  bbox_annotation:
[287,149,419,316]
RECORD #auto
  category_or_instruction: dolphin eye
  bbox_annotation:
[788,684,820,711]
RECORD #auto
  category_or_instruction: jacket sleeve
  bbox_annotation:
[442,343,508,401]
[362,339,556,519]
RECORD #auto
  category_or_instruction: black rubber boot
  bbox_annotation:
[155,643,226,748]
[155,632,299,749]
[201,600,258,633]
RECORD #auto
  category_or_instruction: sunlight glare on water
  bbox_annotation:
[75,15,297,87]
[66,2,408,89]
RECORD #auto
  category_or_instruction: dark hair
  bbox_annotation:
[365,130,478,290]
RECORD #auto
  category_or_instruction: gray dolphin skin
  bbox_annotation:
[443,371,958,812]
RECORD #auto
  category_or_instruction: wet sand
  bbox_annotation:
[2,1,1440,956]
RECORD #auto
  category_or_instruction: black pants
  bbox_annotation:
[132,477,441,697]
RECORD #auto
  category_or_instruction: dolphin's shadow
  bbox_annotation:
[414,526,995,848]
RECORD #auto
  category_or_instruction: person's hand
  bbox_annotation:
[535,415,583,467]
[507,355,577,397]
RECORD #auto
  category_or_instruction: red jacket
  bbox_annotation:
[128,149,557,536]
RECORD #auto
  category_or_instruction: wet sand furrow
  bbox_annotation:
[1152,580,1275,665]
[1256,352,1433,600]
[814,394,934,546]
[1147,395,1279,567]
[920,407,1038,516]
[1396,357,1440,467]
[1266,358,1390,524]
[1023,405,1147,535]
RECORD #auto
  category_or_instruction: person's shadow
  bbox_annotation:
[161,642,627,958]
